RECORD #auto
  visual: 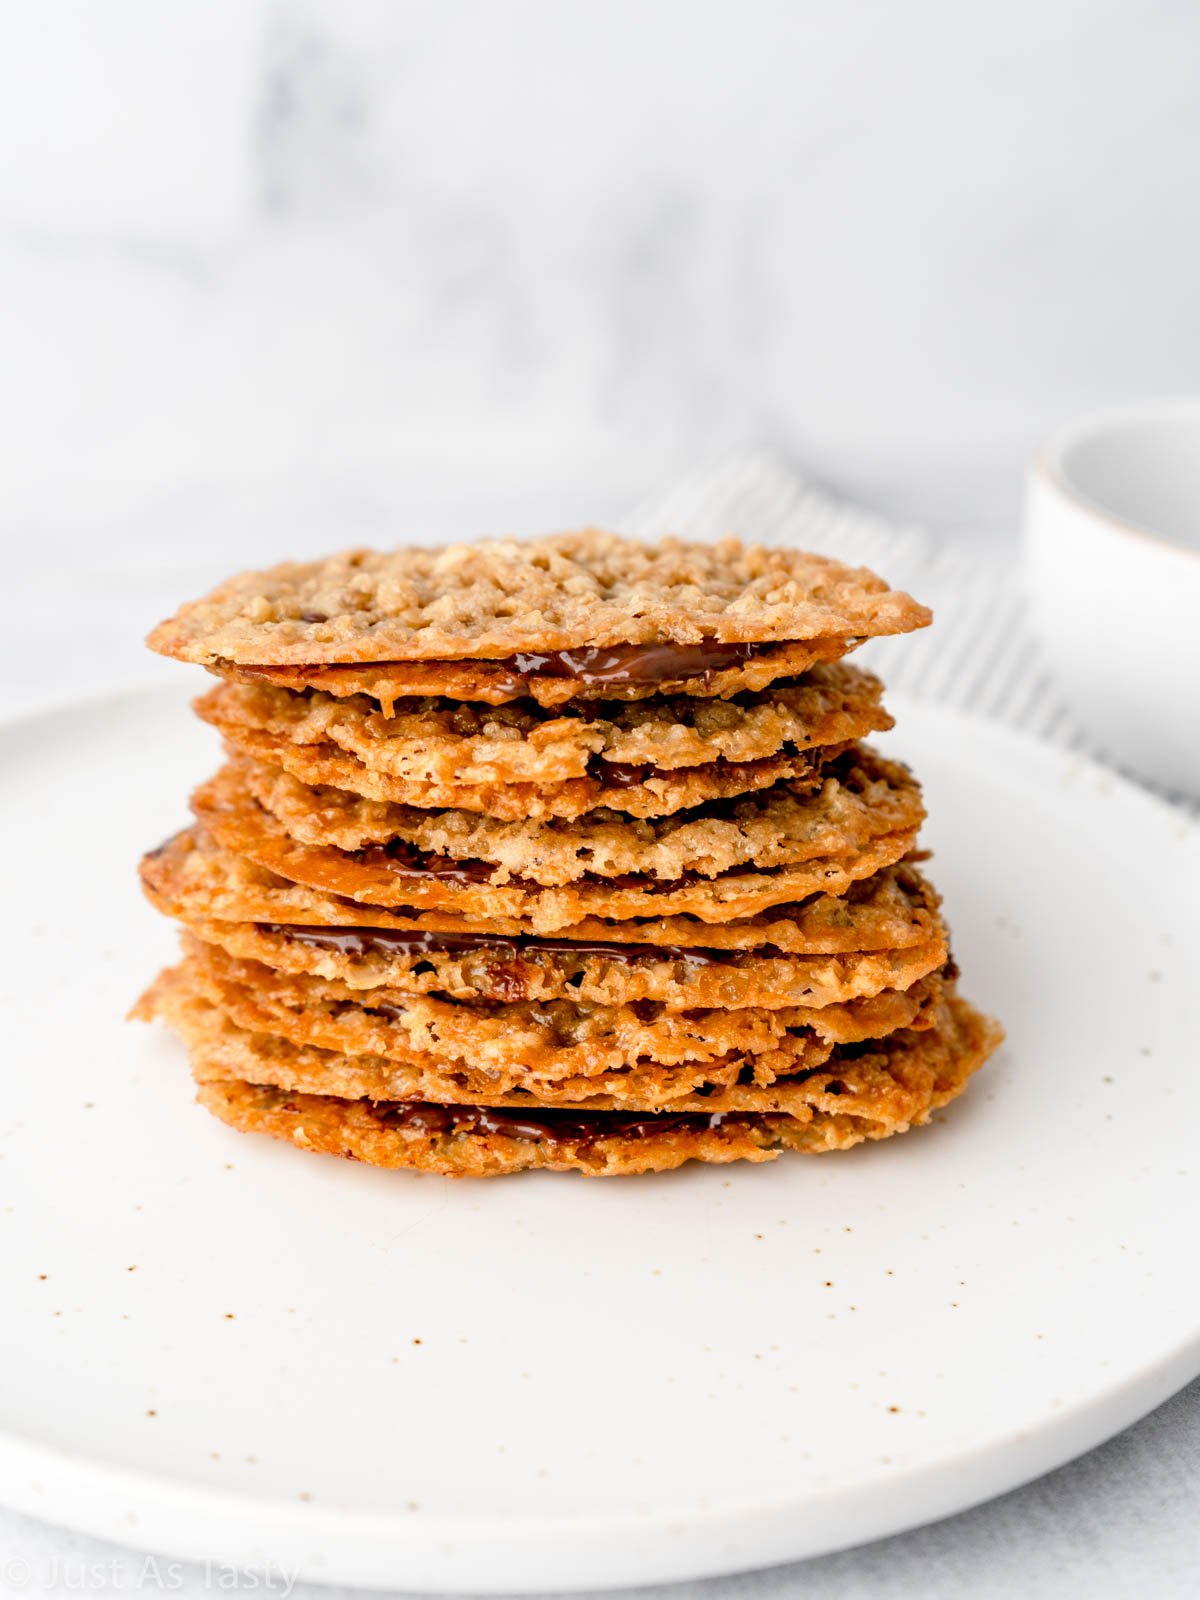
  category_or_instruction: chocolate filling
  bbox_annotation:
[260,922,795,968]
[341,758,843,890]
[588,746,824,790]
[506,641,779,687]
[351,839,711,894]
[250,639,795,693]
[354,840,499,885]
[373,1100,751,1145]
[589,758,658,788]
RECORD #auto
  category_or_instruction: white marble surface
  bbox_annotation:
[2,3,1199,1593]
[3,0,1200,554]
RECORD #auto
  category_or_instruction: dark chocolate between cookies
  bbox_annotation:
[136,529,1000,1176]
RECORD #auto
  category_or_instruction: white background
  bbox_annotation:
[3,0,1200,557]
[1,3,1197,1595]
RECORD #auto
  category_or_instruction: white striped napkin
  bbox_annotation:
[625,449,1194,816]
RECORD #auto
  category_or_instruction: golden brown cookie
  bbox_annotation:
[163,939,944,1079]
[148,532,931,675]
[140,965,840,1107]
[190,751,924,932]
[142,829,947,1008]
[215,637,857,712]
[194,663,891,792]
[135,531,1007,1182]
[254,735,827,822]
[235,752,915,888]
[182,993,1001,1176]
[207,722,838,821]
[141,826,944,960]
[179,913,948,1013]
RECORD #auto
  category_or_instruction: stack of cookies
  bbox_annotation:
[136,532,1002,1177]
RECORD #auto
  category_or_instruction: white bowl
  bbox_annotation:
[1024,400,1200,794]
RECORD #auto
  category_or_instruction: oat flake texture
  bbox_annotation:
[136,530,999,1176]
[148,531,931,667]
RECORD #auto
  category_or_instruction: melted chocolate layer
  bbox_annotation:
[591,758,656,788]
[260,922,774,968]
[508,641,779,686]
[354,840,499,885]
[376,1100,748,1145]
[238,639,828,702]
[350,841,710,895]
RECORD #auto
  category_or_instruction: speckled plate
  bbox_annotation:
[1,684,1198,1592]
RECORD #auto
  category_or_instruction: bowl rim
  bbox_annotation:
[1034,398,1200,563]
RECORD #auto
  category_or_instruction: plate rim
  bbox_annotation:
[0,1325,1197,1592]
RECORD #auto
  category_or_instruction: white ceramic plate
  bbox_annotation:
[1,685,1198,1593]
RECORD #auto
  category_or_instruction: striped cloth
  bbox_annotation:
[626,449,1193,814]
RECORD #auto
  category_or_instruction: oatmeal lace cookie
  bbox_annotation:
[149,531,931,670]
[180,993,1000,1177]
